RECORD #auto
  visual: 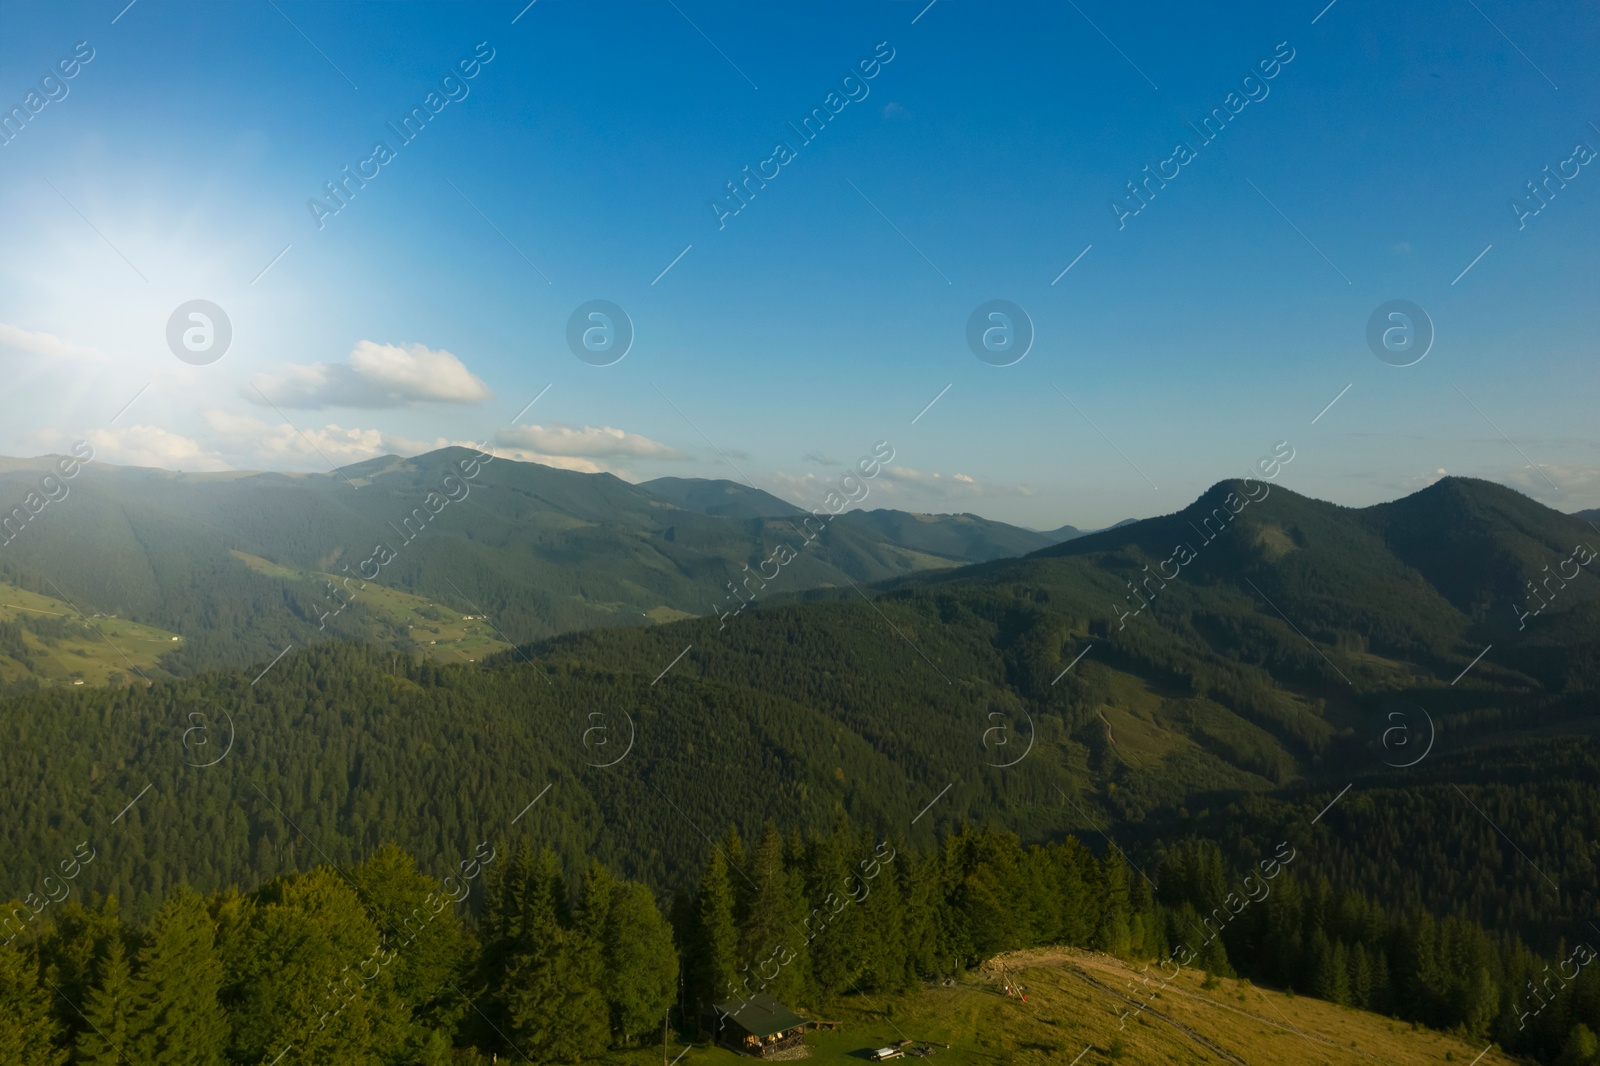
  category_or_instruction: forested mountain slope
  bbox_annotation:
[0,448,1003,675]
[3,476,1598,1062]
[834,507,1076,561]
[638,477,1083,561]
[0,479,1593,931]
[7,826,1551,1066]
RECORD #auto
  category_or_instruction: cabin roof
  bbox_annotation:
[711,993,805,1037]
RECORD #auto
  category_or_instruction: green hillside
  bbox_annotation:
[639,478,1083,564]
[2,473,1597,1062]
[228,550,511,663]
[0,807,1575,1065]
[3,475,1594,912]
[836,507,1068,562]
[638,476,805,519]
[0,580,179,691]
[0,448,995,674]
[788,947,1508,1066]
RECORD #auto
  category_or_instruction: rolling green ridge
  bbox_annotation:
[0,448,1116,685]
[5,815,1594,1064]
[0,477,1593,920]
[0,448,1043,677]
[637,476,1087,562]
[2,470,1597,1062]
[834,507,1079,561]
[636,476,805,519]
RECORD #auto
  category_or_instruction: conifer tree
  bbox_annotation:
[740,825,807,1004]
[575,862,616,1039]
[962,863,1017,959]
[1127,867,1156,958]
[350,842,473,1032]
[1350,941,1373,1009]
[0,934,67,1066]
[127,887,229,1064]
[856,843,907,992]
[76,938,135,1066]
[1556,1023,1599,1066]
[601,881,678,1045]
[1310,931,1351,1006]
[1053,838,1097,946]
[1095,851,1133,958]
[495,850,608,1062]
[802,830,863,997]
[37,895,123,1036]
[220,867,411,1065]
[1196,926,1234,978]
[1370,944,1393,1015]
[721,827,750,930]
[689,847,740,1013]
[896,851,942,981]
[935,850,975,974]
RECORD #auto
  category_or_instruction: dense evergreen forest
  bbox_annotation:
[6,824,1599,1064]
[0,447,1042,675]
[2,637,1595,948]
[3,472,1597,1062]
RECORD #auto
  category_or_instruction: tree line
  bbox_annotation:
[6,822,1599,1064]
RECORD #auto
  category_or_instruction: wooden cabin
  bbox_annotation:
[704,993,809,1058]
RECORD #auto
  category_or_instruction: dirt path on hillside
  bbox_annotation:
[986,947,1383,1062]
[1060,964,1253,1066]
[1154,974,1379,1058]
[1066,951,1380,1059]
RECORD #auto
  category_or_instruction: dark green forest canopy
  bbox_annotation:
[2,472,1598,1063]
[4,823,1597,1065]
[0,477,1594,919]
[0,447,1072,676]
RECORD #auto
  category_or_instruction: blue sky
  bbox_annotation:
[0,0,1595,529]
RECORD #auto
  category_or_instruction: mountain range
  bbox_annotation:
[1,454,1595,961]
[0,447,1085,681]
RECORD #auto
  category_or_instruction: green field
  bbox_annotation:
[526,947,1504,1065]
[0,582,179,687]
[231,550,511,662]
[230,548,720,662]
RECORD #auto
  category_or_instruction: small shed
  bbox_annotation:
[705,993,808,1057]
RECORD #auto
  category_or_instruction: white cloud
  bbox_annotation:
[193,412,677,476]
[882,466,964,489]
[1501,464,1600,503]
[0,323,104,363]
[39,425,232,471]
[1395,467,1450,490]
[204,410,477,467]
[489,449,607,475]
[249,341,493,409]
[877,465,1034,498]
[493,423,686,461]
[1385,463,1600,510]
